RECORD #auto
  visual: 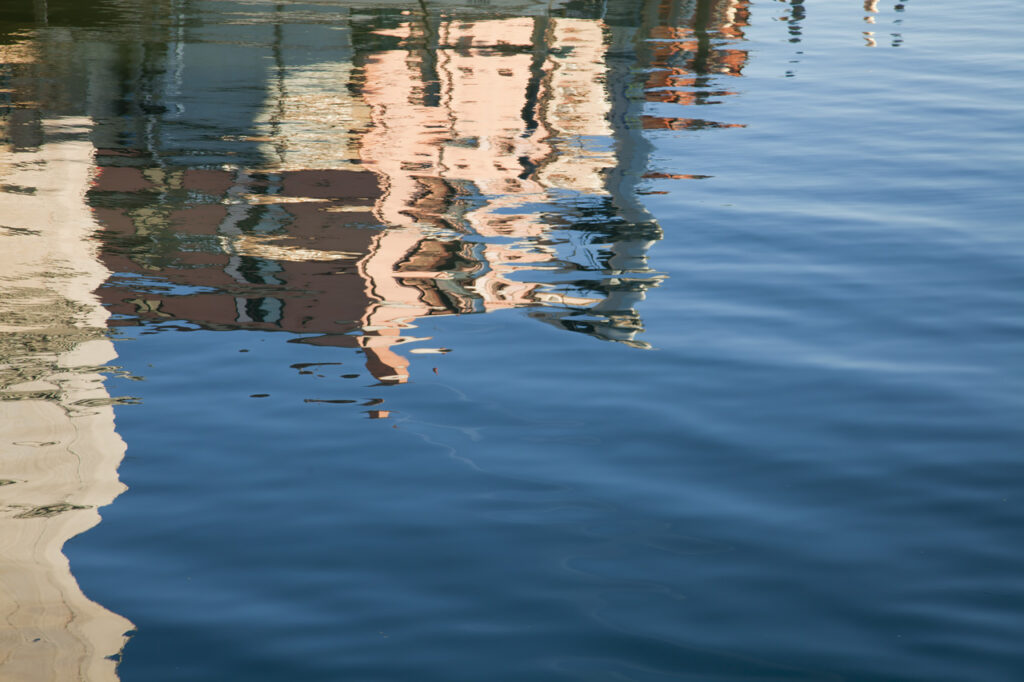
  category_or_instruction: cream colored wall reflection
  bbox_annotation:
[0,116,131,680]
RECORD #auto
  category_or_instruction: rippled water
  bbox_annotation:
[1,1,1022,680]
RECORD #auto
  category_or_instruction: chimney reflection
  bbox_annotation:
[92,0,751,384]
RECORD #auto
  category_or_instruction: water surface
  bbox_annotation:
[1,1,1023,680]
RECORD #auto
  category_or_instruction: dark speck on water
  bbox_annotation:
[2,0,1022,681]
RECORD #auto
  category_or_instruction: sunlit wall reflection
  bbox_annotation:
[0,33,132,681]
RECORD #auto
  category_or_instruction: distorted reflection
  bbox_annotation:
[90,0,751,385]
[0,35,132,682]
[779,0,906,49]
[1,0,749,674]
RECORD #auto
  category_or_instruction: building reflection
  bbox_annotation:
[0,30,132,682]
[91,0,750,386]
[636,0,749,128]
[0,0,751,677]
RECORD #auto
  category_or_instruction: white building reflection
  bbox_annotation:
[0,107,132,679]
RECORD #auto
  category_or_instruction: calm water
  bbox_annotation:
[1,1,1023,680]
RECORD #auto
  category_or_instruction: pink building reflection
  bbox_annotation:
[92,0,750,386]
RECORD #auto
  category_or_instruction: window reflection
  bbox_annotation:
[89,0,754,385]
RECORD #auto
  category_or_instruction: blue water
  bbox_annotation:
[2,0,1023,680]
